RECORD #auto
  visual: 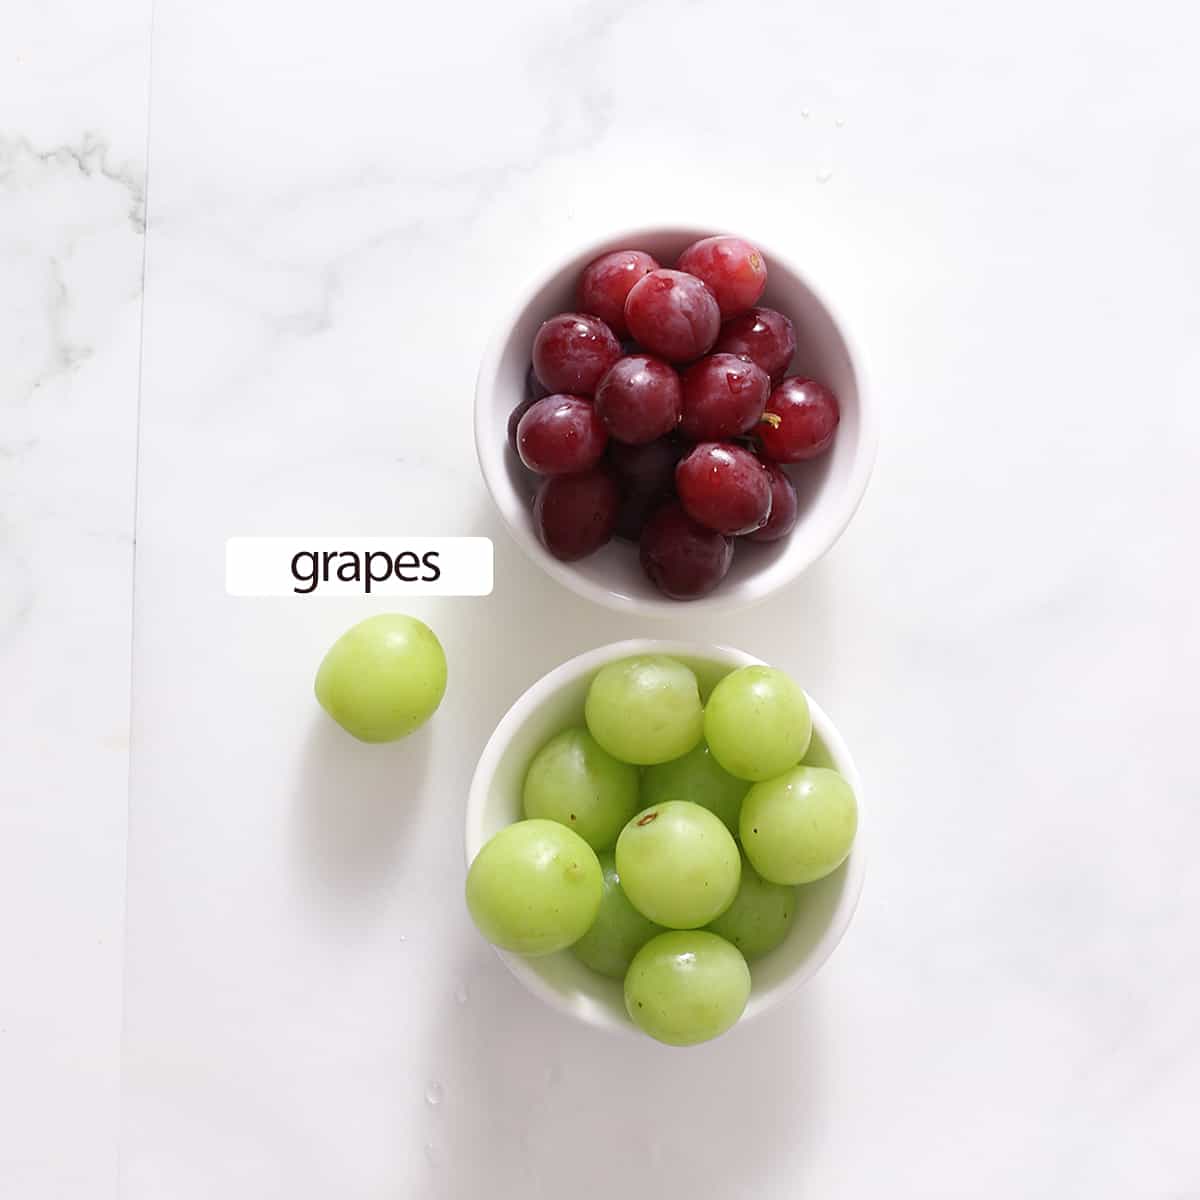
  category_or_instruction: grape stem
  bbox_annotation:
[636,811,659,826]
[760,412,782,429]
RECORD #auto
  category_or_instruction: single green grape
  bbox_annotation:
[703,666,811,781]
[615,800,740,929]
[522,728,639,851]
[740,765,857,885]
[706,854,795,959]
[571,852,662,979]
[624,930,751,1046]
[314,614,446,743]
[584,655,703,766]
[640,742,749,837]
[465,820,602,956]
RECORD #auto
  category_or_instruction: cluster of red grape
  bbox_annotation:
[509,235,840,600]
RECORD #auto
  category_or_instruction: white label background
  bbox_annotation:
[225,537,494,597]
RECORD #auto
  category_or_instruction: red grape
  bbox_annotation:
[758,377,840,461]
[639,501,734,600]
[517,394,607,475]
[676,236,767,317]
[608,436,682,493]
[608,437,683,541]
[594,354,682,445]
[578,250,659,336]
[533,468,619,561]
[624,270,721,363]
[713,307,796,380]
[532,312,622,395]
[745,461,799,542]
[676,442,773,535]
[507,395,539,453]
[679,353,770,441]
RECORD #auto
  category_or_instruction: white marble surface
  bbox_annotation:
[1,2,148,1195]
[5,0,1200,1196]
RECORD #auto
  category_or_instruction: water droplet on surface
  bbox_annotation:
[399,934,407,943]
[424,1141,440,1167]
[425,1081,444,1107]
[455,982,469,1005]
[816,169,833,184]
[800,109,810,119]
[544,1062,562,1085]
[835,117,845,127]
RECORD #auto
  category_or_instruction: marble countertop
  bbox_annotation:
[3,1,1198,1196]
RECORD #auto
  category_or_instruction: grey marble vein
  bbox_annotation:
[1,132,145,229]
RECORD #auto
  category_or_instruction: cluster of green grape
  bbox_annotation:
[465,655,858,1046]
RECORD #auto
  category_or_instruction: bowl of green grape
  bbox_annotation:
[464,640,865,1046]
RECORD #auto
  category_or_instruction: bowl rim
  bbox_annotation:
[464,638,867,1038]
[474,224,878,617]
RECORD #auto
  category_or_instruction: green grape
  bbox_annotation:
[706,854,795,959]
[740,765,857,885]
[624,931,751,1046]
[522,728,639,851]
[314,614,446,743]
[465,820,602,956]
[571,852,662,979]
[641,742,749,836]
[615,800,740,929]
[584,655,703,766]
[703,666,811,781]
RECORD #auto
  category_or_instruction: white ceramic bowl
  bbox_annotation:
[475,227,877,616]
[464,639,866,1039]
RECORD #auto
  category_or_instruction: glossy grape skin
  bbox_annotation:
[714,307,797,380]
[640,742,749,836]
[759,377,840,461]
[584,655,703,766]
[578,249,659,336]
[522,728,639,851]
[639,501,734,600]
[675,442,773,536]
[533,468,619,561]
[624,270,721,363]
[740,766,857,885]
[517,394,607,475]
[745,460,799,543]
[676,236,767,317]
[314,614,446,743]
[571,851,662,979]
[706,854,795,959]
[532,312,622,395]
[615,801,740,929]
[703,666,812,782]
[466,820,603,956]
[679,353,771,441]
[624,931,750,1046]
[608,437,682,541]
[593,354,682,445]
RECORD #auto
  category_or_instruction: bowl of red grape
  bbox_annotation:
[464,639,866,1045]
[475,228,875,613]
